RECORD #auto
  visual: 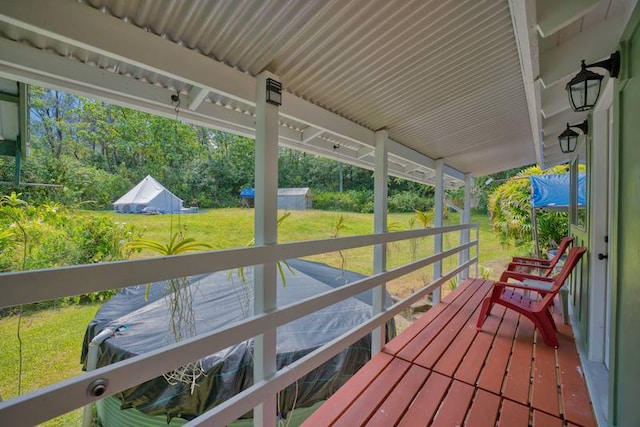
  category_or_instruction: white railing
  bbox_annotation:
[0,223,479,426]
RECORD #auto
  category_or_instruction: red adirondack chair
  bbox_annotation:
[507,236,574,277]
[476,246,587,347]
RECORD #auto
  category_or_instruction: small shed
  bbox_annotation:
[239,187,312,210]
[278,187,312,210]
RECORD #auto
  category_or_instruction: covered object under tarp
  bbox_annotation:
[530,173,586,209]
[113,175,183,214]
[81,259,395,424]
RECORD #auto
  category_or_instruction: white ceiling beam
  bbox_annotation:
[0,38,306,143]
[540,82,572,118]
[301,127,323,144]
[404,165,422,174]
[542,110,589,136]
[356,147,374,160]
[387,139,434,169]
[539,10,629,87]
[0,0,256,104]
[187,87,209,111]
[388,138,465,182]
[536,0,599,38]
[508,0,544,168]
[280,92,374,147]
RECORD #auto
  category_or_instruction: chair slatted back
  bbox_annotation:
[537,246,586,310]
[543,236,574,277]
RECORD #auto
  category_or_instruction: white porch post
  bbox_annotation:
[433,159,444,303]
[459,173,471,280]
[372,130,388,354]
[253,71,279,427]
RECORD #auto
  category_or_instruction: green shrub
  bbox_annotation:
[313,190,373,212]
[387,191,433,213]
[0,194,139,310]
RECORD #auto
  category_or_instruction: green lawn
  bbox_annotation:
[0,304,101,426]
[1,208,521,425]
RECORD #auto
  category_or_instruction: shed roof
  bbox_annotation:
[278,188,311,197]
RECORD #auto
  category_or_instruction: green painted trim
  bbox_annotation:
[14,135,21,184]
[0,92,19,103]
[18,83,28,160]
[0,140,17,157]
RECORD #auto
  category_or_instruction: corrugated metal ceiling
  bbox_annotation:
[82,0,537,176]
[0,0,539,178]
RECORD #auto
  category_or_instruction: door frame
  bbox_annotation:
[588,78,614,362]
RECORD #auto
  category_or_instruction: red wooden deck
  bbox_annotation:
[302,279,597,427]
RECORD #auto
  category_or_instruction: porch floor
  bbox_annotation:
[302,279,597,427]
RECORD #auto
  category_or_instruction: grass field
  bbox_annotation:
[1,208,523,425]
[90,208,519,295]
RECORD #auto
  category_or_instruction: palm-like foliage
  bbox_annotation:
[127,232,212,256]
[128,231,212,341]
[128,230,213,391]
[229,212,294,286]
[415,209,434,228]
[488,165,574,252]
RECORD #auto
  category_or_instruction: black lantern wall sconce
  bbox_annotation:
[566,51,620,112]
[558,120,589,153]
[265,78,282,106]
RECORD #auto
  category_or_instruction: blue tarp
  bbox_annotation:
[240,188,255,198]
[530,173,586,208]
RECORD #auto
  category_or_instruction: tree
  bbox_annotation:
[29,86,81,158]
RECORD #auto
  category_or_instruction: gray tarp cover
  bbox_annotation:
[82,259,395,422]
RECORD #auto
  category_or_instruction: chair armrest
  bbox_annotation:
[507,262,550,272]
[499,270,555,283]
[511,256,552,265]
[492,280,548,293]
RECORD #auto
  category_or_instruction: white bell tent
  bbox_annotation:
[113,175,183,214]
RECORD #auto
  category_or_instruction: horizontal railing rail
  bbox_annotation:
[1,223,472,308]
[0,224,479,426]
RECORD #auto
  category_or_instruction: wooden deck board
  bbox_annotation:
[533,409,564,427]
[396,371,450,427]
[386,279,487,362]
[501,313,536,405]
[531,335,561,417]
[476,308,520,395]
[430,380,474,427]
[453,304,506,385]
[556,323,598,427]
[382,279,477,355]
[332,357,411,427]
[301,352,394,426]
[465,389,501,427]
[302,279,597,427]
[365,364,429,427]
[497,399,530,427]
[415,280,492,372]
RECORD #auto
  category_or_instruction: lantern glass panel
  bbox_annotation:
[568,74,603,111]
